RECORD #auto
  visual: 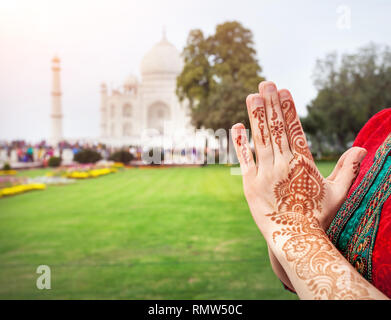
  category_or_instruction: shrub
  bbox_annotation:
[109,150,134,164]
[74,149,102,164]
[2,163,11,170]
[48,156,61,167]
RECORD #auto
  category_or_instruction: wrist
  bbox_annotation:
[264,212,326,261]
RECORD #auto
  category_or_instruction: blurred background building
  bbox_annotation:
[99,32,193,147]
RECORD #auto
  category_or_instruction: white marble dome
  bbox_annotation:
[141,34,182,76]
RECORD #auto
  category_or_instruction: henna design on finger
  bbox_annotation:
[353,161,360,176]
[235,135,243,147]
[252,106,269,146]
[242,147,250,165]
[235,134,250,165]
[269,104,284,154]
[271,121,284,154]
[281,100,313,160]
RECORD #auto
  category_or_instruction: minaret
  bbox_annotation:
[50,55,63,146]
[100,82,108,137]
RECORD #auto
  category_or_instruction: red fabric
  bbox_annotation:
[350,108,391,298]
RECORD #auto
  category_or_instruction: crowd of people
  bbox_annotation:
[0,139,231,167]
[0,140,130,164]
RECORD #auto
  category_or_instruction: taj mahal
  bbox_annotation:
[99,32,193,146]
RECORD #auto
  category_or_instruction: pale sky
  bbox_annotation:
[0,0,390,142]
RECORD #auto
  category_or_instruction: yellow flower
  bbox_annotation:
[65,167,116,179]
[113,162,124,168]
[0,183,46,197]
[0,170,17,175]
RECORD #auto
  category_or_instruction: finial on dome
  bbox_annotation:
[162,26,167,42]
[141,29,182,76]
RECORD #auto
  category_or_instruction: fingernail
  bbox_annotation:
[359,148,367,161]
[279,90,290,99]
[253,96,262,106]
[267,84,275,93]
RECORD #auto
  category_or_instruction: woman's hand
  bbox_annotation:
[232,81,366,292]
[232,81,367,236]
[231,81,387,299]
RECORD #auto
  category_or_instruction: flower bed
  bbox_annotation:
[0,176,27,189]
[28,176,75,185]
[46,163,119,180]
[0,183,46,198]
[112,162,125,168]
[0,165,119,198]
[0,170,17,176]
[66,168,117,179]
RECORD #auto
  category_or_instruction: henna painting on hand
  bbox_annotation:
[273,159,325,218]
[270,120,284,154]
[269,104,284,154]
[267,211,373,299]
[235,134,250,165]
[353,161,360,176]
[252,106,269,146]
[266,149,373,299]
[281,100,313,160]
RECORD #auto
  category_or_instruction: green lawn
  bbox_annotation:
[0,162,336,299]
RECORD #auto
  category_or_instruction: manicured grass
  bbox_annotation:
[0,162,336,299]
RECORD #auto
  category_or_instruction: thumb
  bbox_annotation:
[327,147,367,191]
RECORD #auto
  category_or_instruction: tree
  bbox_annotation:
[303,43,391,154]
[176,21,265,131]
